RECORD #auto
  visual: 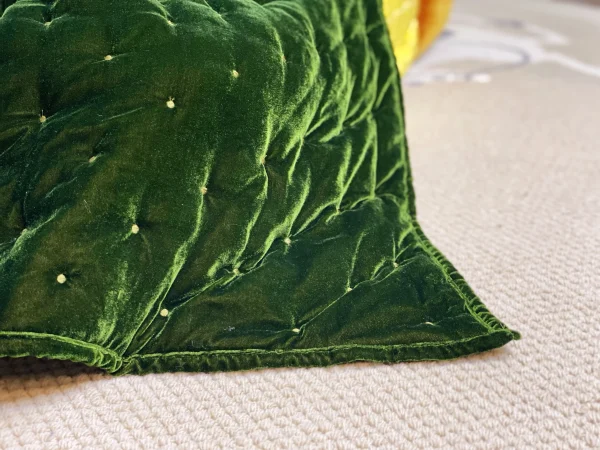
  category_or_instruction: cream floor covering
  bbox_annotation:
[1,0,599,448]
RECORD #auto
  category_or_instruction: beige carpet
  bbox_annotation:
[1,0,599,448]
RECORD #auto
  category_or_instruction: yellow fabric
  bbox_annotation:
[383,0,420,75]
[383,0,453,73]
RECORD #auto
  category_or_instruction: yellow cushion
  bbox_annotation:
[383,0,453,73]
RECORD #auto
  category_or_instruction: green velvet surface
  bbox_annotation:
[0,0,519,375]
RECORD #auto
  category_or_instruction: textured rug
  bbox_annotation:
[1,0,598,448]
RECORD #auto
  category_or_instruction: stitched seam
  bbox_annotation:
[372,0,509,336]
[0,329,511,363]
[379,7,505,335]
[128,330,513,360]
[410,224,494,333]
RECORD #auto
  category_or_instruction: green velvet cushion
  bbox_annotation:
[0,0,519,375]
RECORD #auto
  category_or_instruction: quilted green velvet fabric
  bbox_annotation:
[0,0,519,375]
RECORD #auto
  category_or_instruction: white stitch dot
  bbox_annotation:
[56,274,67,284]
[346,287,353,293]
[201,186,208,195]
[284,237,292,245]
[104,54,113,61]
[166,97,175,109]
[160,308,169,317]
[44,21,51,27]
[39,114,47,123]
[393,262,399,268]
[233,268,240,275]
[167,19,174,26]
[131,224,140,234]
[232,69,239,78]
[292,328,300,333]
[424,322,434,325]
[89,155,97,163]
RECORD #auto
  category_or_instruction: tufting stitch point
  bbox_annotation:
[393,262,399,268]
[233,268,241,275]
[56,274,67,284]
[160,308,169,317]
[89,155,97,163]
[232,69,239,78]
[39,114,47,124]
[284,237,292,246]
[104,55,113,61]
[201,186,208,195]
[166,97,175,109]
[292,328,300,333]
[347,287,353,293]
[131,224,140,234]
[167,19,174,26]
